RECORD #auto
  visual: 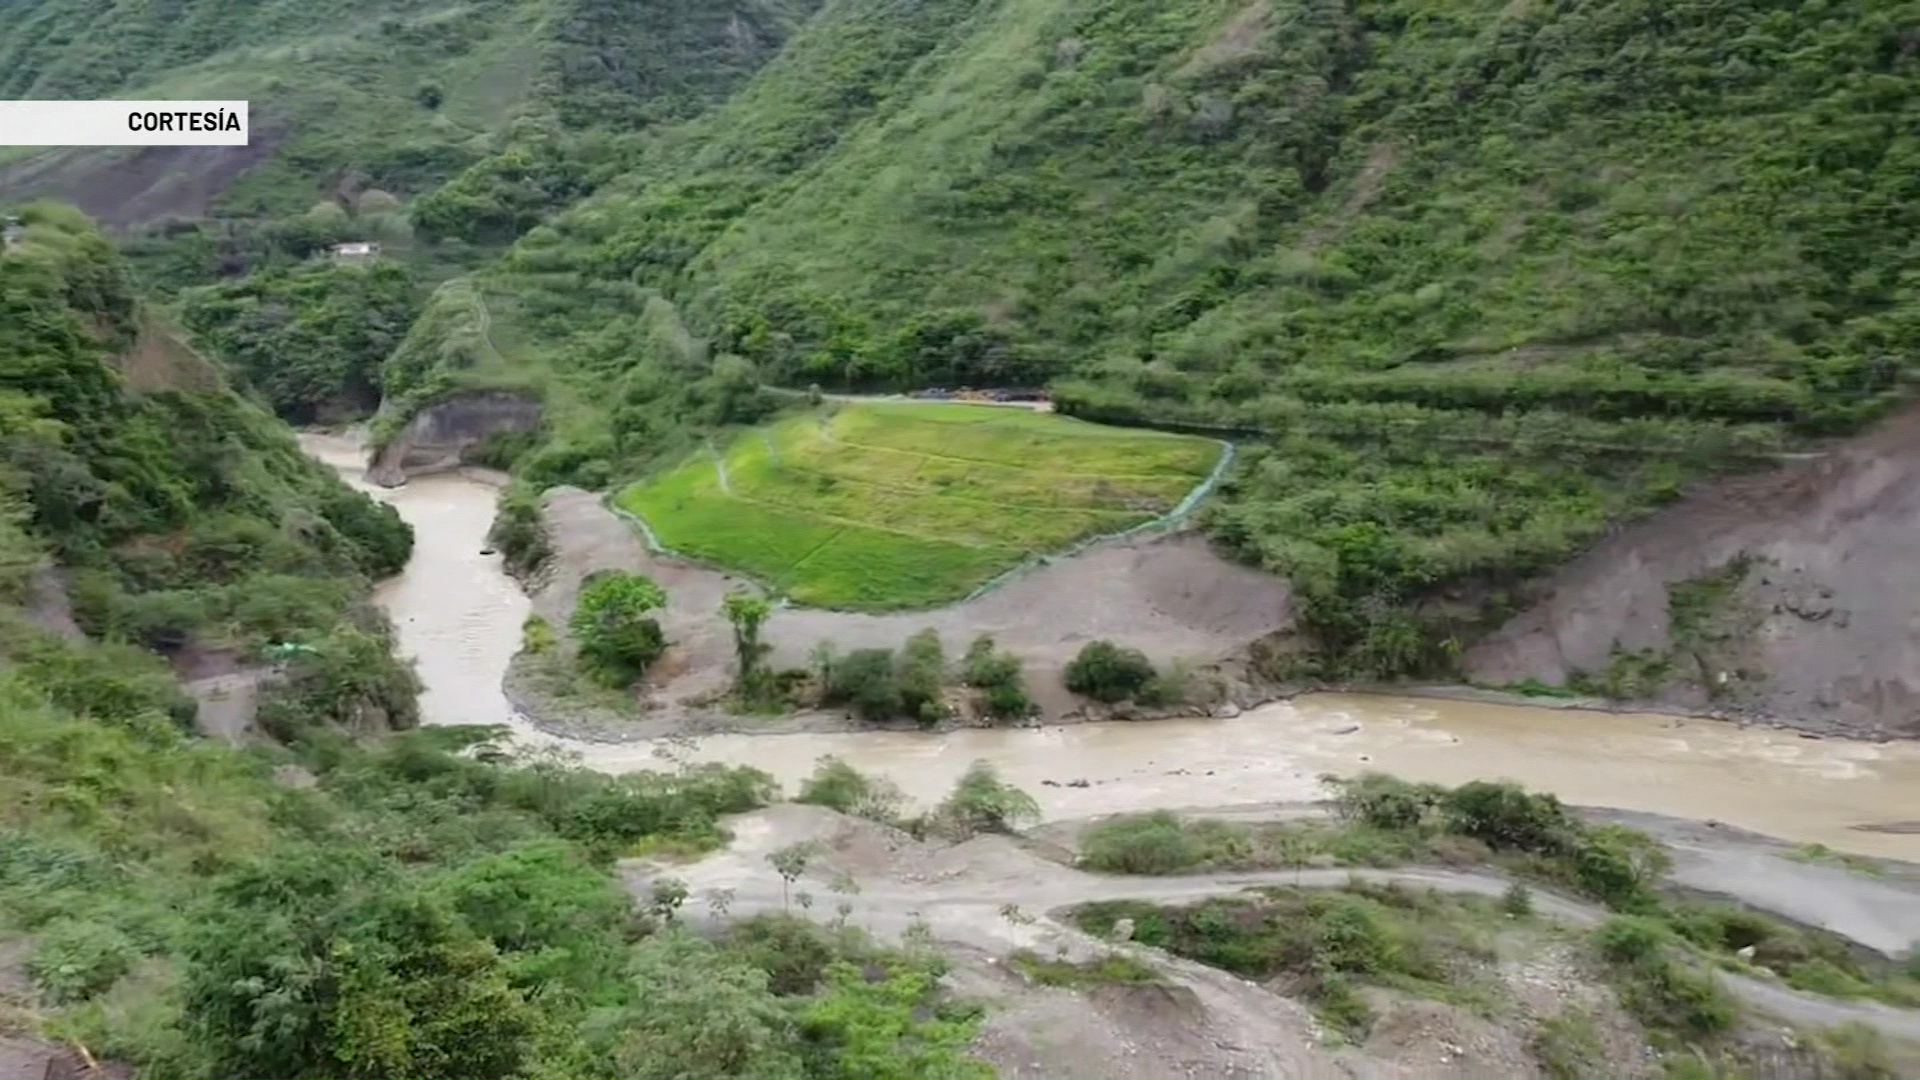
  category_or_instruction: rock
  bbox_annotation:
[1214,703,1242,719]
[272,764,318,789]
[1330,723,1360,735]
[480,546,497,556]
[1111,917,1135,942]
[1736,944,1757,960]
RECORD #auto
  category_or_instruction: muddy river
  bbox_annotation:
[304,434,1920,859]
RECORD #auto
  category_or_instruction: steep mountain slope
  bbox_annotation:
[0,0,821,226]
[391,0,1919,679]
[0,201,417,739]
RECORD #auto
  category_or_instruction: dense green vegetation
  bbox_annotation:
[351,0,1917,676]
[617,403,1220,609]
[1,203,416,736]
[4,675,1003,1077]
[178,259,422,423]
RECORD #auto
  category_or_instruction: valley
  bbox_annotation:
[4,0,1920,1075]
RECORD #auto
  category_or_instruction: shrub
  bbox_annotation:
[569,571,668,687]
[1063,640,1157,703]
[29,919,139,1003]
[1079,812,1204,874]
[823,648,902,720]
[962,635,1034,721]
[1327,772,1442,831]
[521,614,556,655]
[896,629,948,725]
[488,487,551,579]
[795,756,905,823]
[1596,915,1673,964]
[932,761,1039,837]
[1440,780,1576,854]
[1567,824,1669,911]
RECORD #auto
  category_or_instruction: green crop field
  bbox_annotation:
[615,402,1224,609]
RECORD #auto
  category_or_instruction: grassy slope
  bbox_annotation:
[617,403,1220,608]
[403,0,1918,675]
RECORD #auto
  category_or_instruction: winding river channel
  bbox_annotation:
[303,434,1920,859]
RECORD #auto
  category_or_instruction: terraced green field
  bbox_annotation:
[615,403,1225,609]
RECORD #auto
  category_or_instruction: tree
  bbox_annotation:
[721,591,773,699]
[767,841,817,914]
[605,932,802,1079]
[570,571,668,687]
[932,761,1039,838]
[181,850,540,1079]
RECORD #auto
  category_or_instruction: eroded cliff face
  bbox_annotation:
[1466,406,1920,739]
[367,391,541,487]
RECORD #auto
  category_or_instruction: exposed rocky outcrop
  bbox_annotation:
[1467,405,1920,740]
[367,391,541,488]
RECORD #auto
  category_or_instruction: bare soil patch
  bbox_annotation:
[0,131,285,230]
[1467,403,1920,738]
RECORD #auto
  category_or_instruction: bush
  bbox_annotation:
[1328,772,1442,831]
[823,648,902,720]
[488,487,551,579]
[931,760,1039,837]
[1596,915,1673,964]
[1595,916,1736,1039]
[1567,824,1669,911]
[1440,780,1577,854]
[896,629,948,725]
[521,613,556,654]
[569,571,668,687]
[1063,640,1157,703]
[1079,812,1205,874]
[29,919,139,1003]
[795,756,905,823]
[962,635,1034,721]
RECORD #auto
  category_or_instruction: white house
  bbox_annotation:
[330,241,381,261]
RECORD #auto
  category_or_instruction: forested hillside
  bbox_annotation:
[388,0,1919,676]
[0,202,418,738]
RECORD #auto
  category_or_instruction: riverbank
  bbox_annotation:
[298,431,1920,862]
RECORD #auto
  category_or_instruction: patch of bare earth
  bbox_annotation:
[1173,0,1271,81]
[0,130,285,231]
[634,805,1702,1078]
[520,487,1291,735]
[116,312,223,395]
[1466,402,1920,738]
[1297,140,1399,254]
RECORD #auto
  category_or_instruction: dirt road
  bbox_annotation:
[629,803,1920,1073]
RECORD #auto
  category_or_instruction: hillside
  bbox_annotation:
[0,0,820,228]
[376,0,1919,681]
[0,202,417,739]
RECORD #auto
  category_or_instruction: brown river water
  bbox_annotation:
[303,434,1920,859]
